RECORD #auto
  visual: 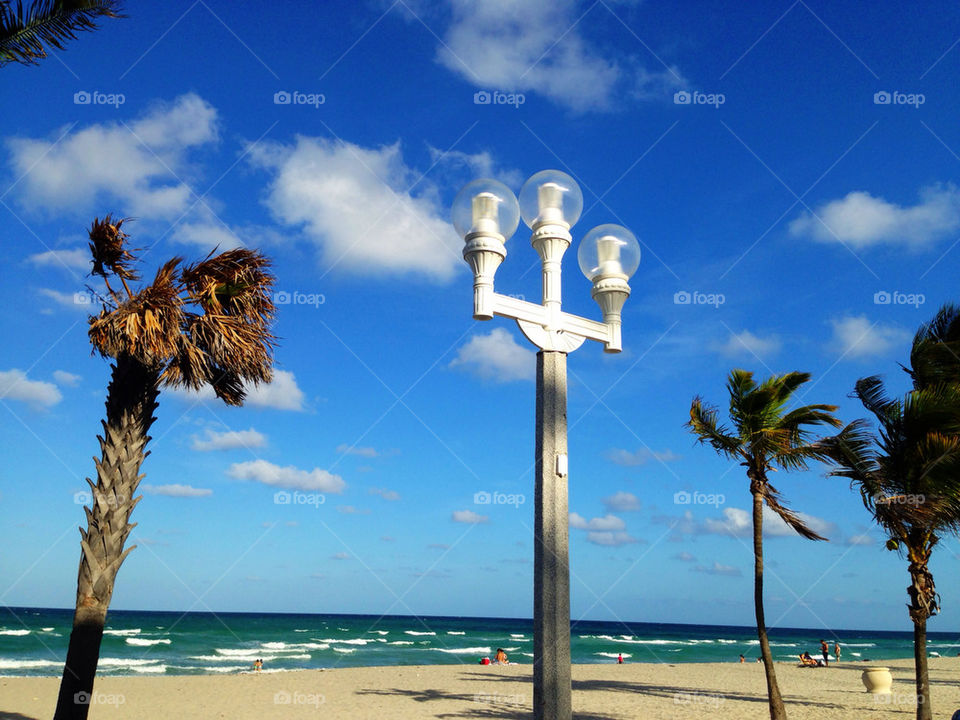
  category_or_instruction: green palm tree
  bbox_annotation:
[907,303,960,390]
[823,379,960,720]
[53,216,276,720]
[687,370,844,720]
[0,0,122,66]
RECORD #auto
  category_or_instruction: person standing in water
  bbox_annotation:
[820,640,829,667]
[617,653,623,664]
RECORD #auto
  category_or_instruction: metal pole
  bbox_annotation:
[533,349,571,720]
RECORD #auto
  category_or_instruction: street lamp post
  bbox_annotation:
[453,170,640,720]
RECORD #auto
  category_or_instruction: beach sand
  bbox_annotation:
[2,658,958,719]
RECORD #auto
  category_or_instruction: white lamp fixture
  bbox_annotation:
[452,178,520,320]
[454,170,639,352]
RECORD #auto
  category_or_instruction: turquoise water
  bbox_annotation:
[1,607,956,676]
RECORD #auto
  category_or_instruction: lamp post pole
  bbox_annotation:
[454,171,640,720]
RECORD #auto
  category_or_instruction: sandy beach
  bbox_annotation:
[2,658,958,719]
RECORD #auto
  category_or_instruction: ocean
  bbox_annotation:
[2,607,957,677]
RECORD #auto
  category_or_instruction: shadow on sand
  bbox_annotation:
[356,668,845,718]
[0,712,42,720]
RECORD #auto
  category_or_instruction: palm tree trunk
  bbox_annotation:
[753,489,787,720]
[913,617,931,720]
[54,355,160,720]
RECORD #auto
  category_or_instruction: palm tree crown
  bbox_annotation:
[688,369,843,539]
[85,215,276,404]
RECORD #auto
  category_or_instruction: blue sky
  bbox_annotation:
[2,1,960,634]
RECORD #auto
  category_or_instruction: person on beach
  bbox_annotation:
[739,654,745,663]
[253,658,262,673]
[800,652,819,667]
[494,648,508,665]
[617,653,623,664]
[834,642,841,663]
[820,639,829,667]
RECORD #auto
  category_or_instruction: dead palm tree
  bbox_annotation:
[0,0,122,66]
[687,370,845,720]
[53,216,276,720]
[823,378,960,720]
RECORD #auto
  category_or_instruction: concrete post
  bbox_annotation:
[533,350,571,720]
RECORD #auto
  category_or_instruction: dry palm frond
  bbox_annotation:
[88,215,139,284]
[89,260,182,366]
[181,248,275,322]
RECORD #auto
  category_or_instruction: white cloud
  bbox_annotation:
[248,136,460,281]
[140,483,213,498]
[586,531,639,547]
[369,487,401,501]
[53,370,81,386]
[37,288,92,311]
[337,505,370,515]
[227,459,345,493]
[701,506,837,539]
[712,330,781,358]
[449,328,534,382]
[673,551,696,562]
[790,184,960,248]
[337,444,378,458]
[191,427,266,451]
[6,93,218,219]
[172,369,306,411]
[604,448,680,467]
[601,492,642,512]
[829,315,910,359]
[569,512,625,531]
[845,533,876,546]
[692,561,741,577]
[0,369,62,408]
[452,509,489,524]
[26,248,89,270]
[170,222,244,251]
[425,146,523,189]
[244,370,306,410]
[437,0,682,111]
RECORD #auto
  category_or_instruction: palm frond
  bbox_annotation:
[687,397,741,459]
[88,215,139,283]
[88,259,182,366]
[1,0,123,66]
[908,303,960,390]
[761,481,828,541]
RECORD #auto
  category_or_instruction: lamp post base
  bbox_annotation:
[533,350,572,720]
